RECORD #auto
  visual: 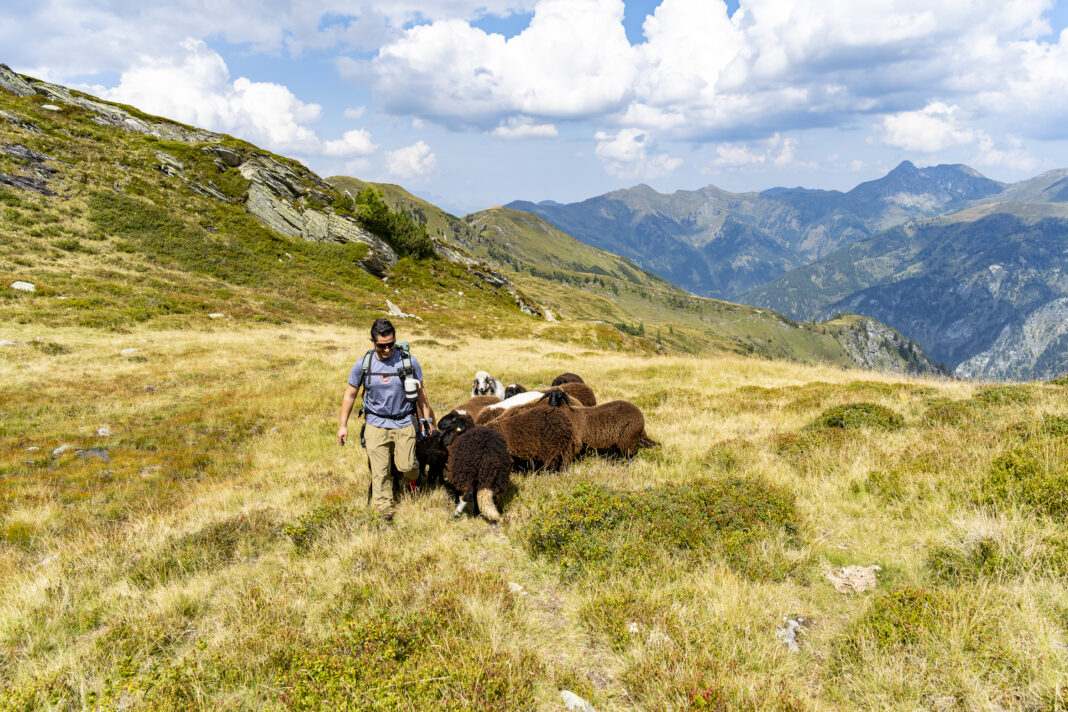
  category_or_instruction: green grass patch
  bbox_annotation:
[129,509,282,586]
[524,478,802,581]
[980,442,1068,518]
[925,531,1068,582]
[806,402,904,430]
[974,384,1035,406]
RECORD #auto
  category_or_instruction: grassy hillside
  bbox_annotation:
[464,206,677,293]
[3,324,1067,710]
[318,182,938,372]
[328,176,483,252]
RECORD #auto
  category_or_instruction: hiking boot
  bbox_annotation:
[383,512,394,522]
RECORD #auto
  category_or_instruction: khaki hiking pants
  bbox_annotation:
[365,423,418,514]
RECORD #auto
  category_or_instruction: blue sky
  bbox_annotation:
[4,0,1068,215]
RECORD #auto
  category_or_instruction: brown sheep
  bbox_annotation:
[452,394,501,420]
[475,381,597,426]
[531,390,658,458]
[482,393,583,471]
[551,372,584,386]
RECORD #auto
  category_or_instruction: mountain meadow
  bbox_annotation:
[3,67,1068,712]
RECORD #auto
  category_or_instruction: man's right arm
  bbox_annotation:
[338,383,358,445]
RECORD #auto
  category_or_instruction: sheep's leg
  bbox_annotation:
[454,489,476,518]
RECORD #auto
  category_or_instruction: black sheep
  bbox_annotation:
[437,410,512,522]
[503,383,527,399]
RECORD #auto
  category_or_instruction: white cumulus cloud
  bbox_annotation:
[491,116,559,139]
[93,39,376,159]
[594,128,683,178]
[713,133,798,166]
[878,102,977,152]
[343,106,367,120]
[386,140,437,179]
[370,0,635,128]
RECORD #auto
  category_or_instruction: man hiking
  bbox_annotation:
[338,318,436,521]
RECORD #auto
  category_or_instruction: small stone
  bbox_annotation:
[0,340,17,346]
[40,104,61,111]
[560,690,595,712]
[208,313,224,319]
[10,281,35,292]
[52,444,71,456]
[120,348,138,355]
[826,565,881,594]
[775,616,807,652]
[27,446,40,451]
[507,582,526,594]
[97,427,110,437]
[457,291,464,296]
[38,554,59,566]
[627,622,641,634]
[56,295,68,300]
[145,385,156,393]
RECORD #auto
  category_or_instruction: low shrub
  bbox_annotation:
[980,444,1068,518]
[922,398,974,426]
[925,531,1068,582]
[830,589,951,676]
[974,384,1035,406]
[806,402,903,430]
[525,478,802,581]
[283,502,377,550]
[29,339,71,355]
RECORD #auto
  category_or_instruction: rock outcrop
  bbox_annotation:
[0,64,34,97]
[830,317,944,376]
[955,297,1068,380]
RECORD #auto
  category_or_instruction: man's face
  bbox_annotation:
[372,334,396,357]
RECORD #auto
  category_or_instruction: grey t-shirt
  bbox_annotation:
[348,350,423,429]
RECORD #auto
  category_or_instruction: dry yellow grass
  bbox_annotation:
[1,323,1066,711]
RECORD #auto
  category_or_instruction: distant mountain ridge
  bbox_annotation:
[745,202,1068,380]
[507,161,1008,300]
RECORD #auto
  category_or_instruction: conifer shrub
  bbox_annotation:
[1049,374,1068,386]
[806,402,904,430]
[524,478,802,581]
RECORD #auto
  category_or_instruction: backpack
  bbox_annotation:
[355,342,419,445]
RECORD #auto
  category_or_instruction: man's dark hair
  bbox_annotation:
[371,318,395,341]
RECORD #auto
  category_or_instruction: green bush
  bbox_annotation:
[974,384,1035,406]
[525,478,802,581]
[980,445,1068,518]
[926,532,1068,582]
[830,589,952,677]
[806,402,903,430]
[922,398,974,426]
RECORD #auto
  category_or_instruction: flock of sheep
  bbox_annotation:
[410,370,658,523]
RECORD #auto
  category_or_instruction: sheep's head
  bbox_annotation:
[437,410,475,447]
[472,370,496,395]
[539,389,573,408]
[504,383,527,399]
